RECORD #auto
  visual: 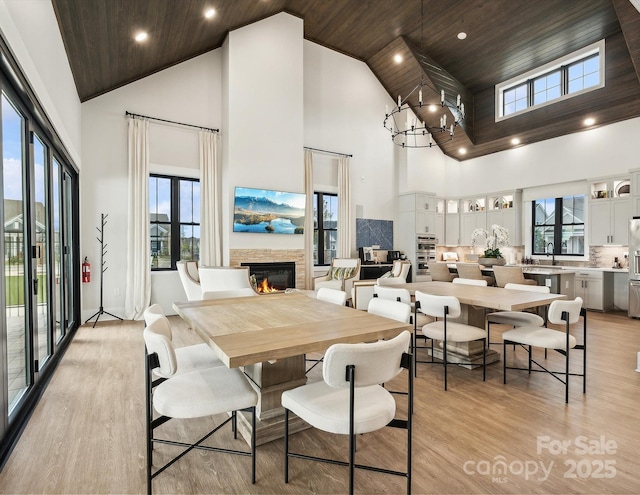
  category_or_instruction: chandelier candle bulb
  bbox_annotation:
[419,89,423,104]
[450,124,454,136]
[457,94,461,106]
[441,89,445,103]
[398,95,402,108]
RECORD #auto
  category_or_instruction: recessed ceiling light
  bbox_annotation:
[428,104,438,112]
[584,117,596,126]
[459,147,467,155]
[134,31,148,42]
[394,53,403,64]
[511,138,521,145]
[204,8,216,19]
[457,32,467,40]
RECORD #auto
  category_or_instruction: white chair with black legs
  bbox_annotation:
[485,283,550,347]
[144,317,259,495]
[414,291,487,391]
[282,331,413,495]
[502,297,586,403]
[367,297,411,324]
[316,287,348,306]
[306,288,348,374]
[143,304,224,373]
[374,285,430,370]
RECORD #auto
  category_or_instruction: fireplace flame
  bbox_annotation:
[257,277,279,293]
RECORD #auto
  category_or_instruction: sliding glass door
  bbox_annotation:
[2,92,32,416]
[1,87,78,434]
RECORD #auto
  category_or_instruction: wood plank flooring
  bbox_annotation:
[0,310,639,494]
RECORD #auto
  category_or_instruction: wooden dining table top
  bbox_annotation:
[173,293,411,368]
[397,281,566,311]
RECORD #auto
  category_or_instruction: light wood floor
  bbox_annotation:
[1,310,639,494]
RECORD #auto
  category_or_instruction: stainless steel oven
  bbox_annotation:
[416,234,437,275]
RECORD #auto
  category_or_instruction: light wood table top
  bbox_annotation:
[173,293,411,368]
[398,281,566,311]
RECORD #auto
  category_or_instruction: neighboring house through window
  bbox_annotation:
[532,195,585,256]
[149,174,200,269]
[313,192,338,266]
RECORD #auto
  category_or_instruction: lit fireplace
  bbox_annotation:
[241,261,296,293]
[257,277,279,293]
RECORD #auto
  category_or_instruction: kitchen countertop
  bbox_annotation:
[508,264,628,274]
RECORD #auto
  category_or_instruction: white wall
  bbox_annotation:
[445,117,640,197]
[81,51,222,317]
[224,13,305,258]
[0,0,81,165]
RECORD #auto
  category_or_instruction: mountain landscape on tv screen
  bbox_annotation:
[233,189,305,234]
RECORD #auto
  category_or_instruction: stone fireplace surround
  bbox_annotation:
[230,249,307,290]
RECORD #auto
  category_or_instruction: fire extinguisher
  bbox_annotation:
[82,257,91,283]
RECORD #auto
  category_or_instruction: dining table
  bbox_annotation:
[396,281,567,367]
[173,292,411,445]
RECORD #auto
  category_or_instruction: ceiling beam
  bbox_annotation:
[613,0,640,84]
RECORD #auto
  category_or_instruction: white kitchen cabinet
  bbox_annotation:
[460,196,486,245]
[632,169,640,216]
[444,199,460,245]
[434,198,445,245]
[574,270,613,311]
[486,190,522,246]
[398,192,436,282]
[588,198,632,246]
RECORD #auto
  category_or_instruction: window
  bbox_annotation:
[313,192,338,266]
[497,40,604,120]
[532,195,585,256]
[149,175,200,269]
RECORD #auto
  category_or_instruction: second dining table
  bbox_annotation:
[396,281,567,366]
[173,292,411,445]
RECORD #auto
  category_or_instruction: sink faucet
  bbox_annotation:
[546,242,557,266]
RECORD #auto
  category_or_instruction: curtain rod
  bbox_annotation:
[304,146,352,158]
[125,111,219,133]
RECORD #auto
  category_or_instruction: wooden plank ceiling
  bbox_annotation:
[52,0,640,161]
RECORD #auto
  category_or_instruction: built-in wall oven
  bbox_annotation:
[416,234,437,277]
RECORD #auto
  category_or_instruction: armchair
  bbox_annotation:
[199,266,257,299]
[376,260,411,285]
[176,260,202,301]
[313,258,361,295]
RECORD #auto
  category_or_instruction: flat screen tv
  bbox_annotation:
[233,187,305,234]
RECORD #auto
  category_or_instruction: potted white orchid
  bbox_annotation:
[471,224,510,266]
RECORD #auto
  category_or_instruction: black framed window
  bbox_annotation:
[502,52,601,117]
[532,195,585,256]
[313,192,338,266]
[149,175,200,270]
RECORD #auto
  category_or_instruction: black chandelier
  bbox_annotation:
[383,81,464,148]
[383,0,465,148]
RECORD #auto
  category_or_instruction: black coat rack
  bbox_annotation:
[85,213,123,327]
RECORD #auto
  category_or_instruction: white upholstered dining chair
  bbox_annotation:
[143,317,258,494]
[414,291,487,390]
[502,297,586,403]
[282,330,413,495]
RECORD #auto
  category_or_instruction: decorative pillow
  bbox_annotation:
[329,266,356,280]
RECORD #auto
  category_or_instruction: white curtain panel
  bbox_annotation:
[304,150,314,289]
[338,156,352,258]
[199,130,222,266]
[125,117,151,319]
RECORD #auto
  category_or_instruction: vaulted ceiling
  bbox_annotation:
[52,0,640,160]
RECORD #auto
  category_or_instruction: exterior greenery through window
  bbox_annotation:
[149,175,200,269]
[532,196,585,256]
[313,192,338,266]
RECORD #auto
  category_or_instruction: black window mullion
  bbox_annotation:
[553,198,562,255]
[170,179,180,270]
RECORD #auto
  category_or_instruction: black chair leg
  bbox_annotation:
[482,338,486,381]
[284,408,289,483]
[503,341,507,384]
[442,338,448,391]
[251,406,256,484]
